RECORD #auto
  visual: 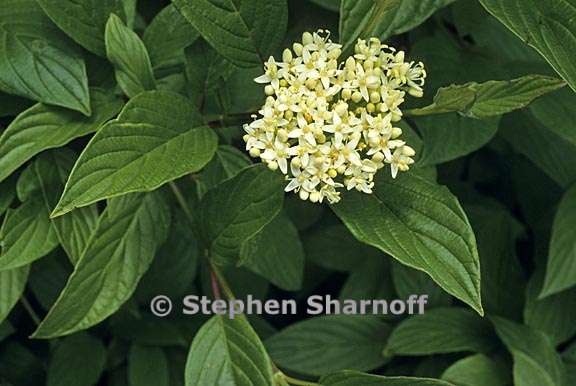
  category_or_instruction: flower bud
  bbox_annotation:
[293,42,303,56]
[372,152,385,162]
[282,48,293,63]
[309,191,321,203]
[264,85,274,95]
[302,32,313,45]
[342,88,352,100]
[337,165,347,174]
[328,169,337,178]
[369,91,380,103]
[249,148,261,158]
[367,103,376,113]
[391,111,402,122]
[402,146,416,157]
[267,160,278,171]
[328,47,341,59]
[408,87,424,98]
[351,91,363,103]
[277,129,288,142]
[299,189,310,200]
[334,102,348,116]
[345,56,355,71]
[391,126,403,138]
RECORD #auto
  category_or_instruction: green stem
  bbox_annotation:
[210,262,236,301]
[20,296,40,326]
[168,181,194,225]
[282,374,320,386]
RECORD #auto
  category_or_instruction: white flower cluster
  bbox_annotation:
[243,30,426,204]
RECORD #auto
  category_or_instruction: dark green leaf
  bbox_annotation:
[339,0,455,52]
[416,114,500,167]
[52,91,217,216]
[267,316,390,376]
[384,308,496,356]
[441,354,510,386]
[408,75,565,118]
[143,4,199,71]
[541,183,576,298]
[0,266,29,323]
[492,316,567,386]
[331,172,483,314]
[0,200,59,270]
[128,345,170,386]
[240,213,304,291]
[37,0,126,56]
[0,0,91,115]
[32,192,170,338]
[172,0,288,67]
[33,151,99,264]
[47,333,107,386]
[185,315,274,386]
[105,14,156,97]
[199,164,284,264]
[0,89,123,184]
[479,0,576,92]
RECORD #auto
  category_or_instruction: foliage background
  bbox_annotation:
[0,0,576,385]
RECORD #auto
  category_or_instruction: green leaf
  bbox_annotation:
[339,0,455,52]
[32,192,170,339]
[37,0,126,56]
[415,114,500,167]
[529,88,576,148]
[465,205,526,319]
[0,200,59,271]
[47,333,107,386]
[0,88,123,184]
[0,321,15,342]
[320,370,456,386]
[479,0,576,92]
[331,171,483,314]
[185,315,274,386]
[0,0,91,115]
[143,4,199,71]
[541,179,576,297]
[136,211,200,301]
[392,261,452,309]
[384,308,496,356]
[105,14,157,97]
[525,268,576,346]
[0,175,16,217]
[199,164,285,264]
[500,111,576,189]
[492,316,567,386]
[266,315,390,376]
[408,75,565,118]
[304,224,383,272]
[196,145,252,197]
[240,213,304,291]
[128,345,170,386]
[441,354,510,386]
[171,0,288,67]
[0,266,29,323]
[52,91,218,217]
[340,258,395,304]
[33,151,99,264]
[184,39,234,108]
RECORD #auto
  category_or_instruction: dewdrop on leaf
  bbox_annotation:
[243,30,426,204]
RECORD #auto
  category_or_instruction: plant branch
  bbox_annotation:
[20,295,40,326]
